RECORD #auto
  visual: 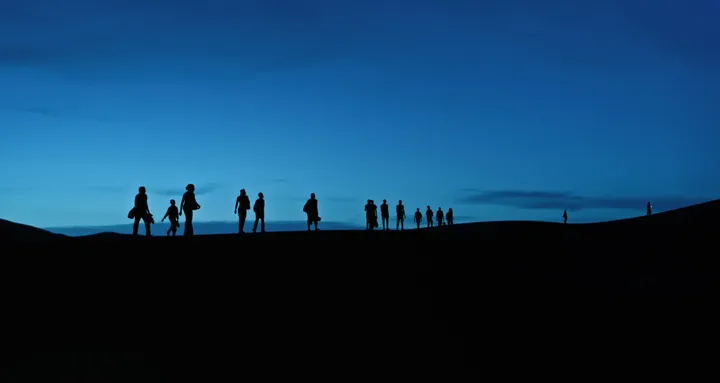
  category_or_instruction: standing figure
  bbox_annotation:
[426,206,434,228]
[380,199,390,231]
[303,193,320,231]
[365,200,375,230]
[180,184,200,236]
[563,209,568,224]
[396,200,406,230]
[161,199,180,236]
[647,201,652,217]
[446,208,454,226]
[234,189,251,233]
[132,186,152,236]
[436,207,444,227]
[414,208,422,229]
[252,192,265,233]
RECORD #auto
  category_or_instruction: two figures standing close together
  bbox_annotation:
[233,189,266,233]
[130,184,200,236]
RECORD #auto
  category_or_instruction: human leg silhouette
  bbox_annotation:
[184,209,194,236]
[238,210,247,233]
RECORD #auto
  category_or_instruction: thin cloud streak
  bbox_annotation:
[153,183,221,197]
[457,190,710,212]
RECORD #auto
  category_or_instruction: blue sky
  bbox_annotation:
[1,0,718,229]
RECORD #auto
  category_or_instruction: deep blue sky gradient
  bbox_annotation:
[1,0,718,228]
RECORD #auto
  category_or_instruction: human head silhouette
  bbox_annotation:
[427,206,431,209]
[258,192,264,198]
[399,200,402,204]
[416,208,420,211]
[138,186,146,194]
[448,208,452,212]
[186,184,195,191]
[367,199,371,204]
[383,199,387,203]
[311,193,315,199]
[170,199,175,205]
[240,189,246,195]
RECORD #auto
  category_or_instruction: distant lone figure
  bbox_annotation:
[161,199,180,236]
[446,208,454,226]
[426,206,434,228]
[414,208,422,229]
[396,200,406,230]
[180,184,200,236]
[234,189,251,233]
[647,201,652,217]
[253,192,266,233]
[132,186,152,236]
[563,209,568,224]
[436,207,444,227]
[380,199,390,231]
[303,193,320,231]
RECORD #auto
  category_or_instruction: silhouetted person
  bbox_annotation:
[180,184,200,236]
[446,208,454,226]
[234,189,251,233]
[436,207,444,227]
[426,206,434,228]
[396,200,406,230]
[132,186,152,236]
[252,192,265,233]
[647,201,652,216]
[365,200,374,230]
[414,208,422,229]
[161,199,180,236]
[380,199,390,230]
[303,193,320,231]
[563,209,568,224]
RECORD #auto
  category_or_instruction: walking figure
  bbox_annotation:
[180,184,200,236]
[563,209,568,224]
[396,200,406,230]
[365,200,376,230]
[132,186,153,236]
[426,206,434,228]
[252,192,265,233]
[414,208,422,229]
[303,193,320,231]
[380,199,390,230]
[647,201,652,217]
[161,199,180,236]
[436,207,444,227]
[446,208,454,226]
[234,189,251,233]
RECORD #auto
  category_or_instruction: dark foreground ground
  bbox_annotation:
[1,201,719,378]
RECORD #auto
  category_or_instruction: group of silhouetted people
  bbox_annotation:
[129,184,200,237]
[363,199,454,231]
[130,182,658,236]
[129,185,325,236]
[232,189,320,233]
[130,184,462,236]
[233,189,266,233]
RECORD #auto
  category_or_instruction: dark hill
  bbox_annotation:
[0,218,64,241]
[1,200,719,376]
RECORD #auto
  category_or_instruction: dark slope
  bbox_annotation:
[1,200,719,376]
[0,218,64,242]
